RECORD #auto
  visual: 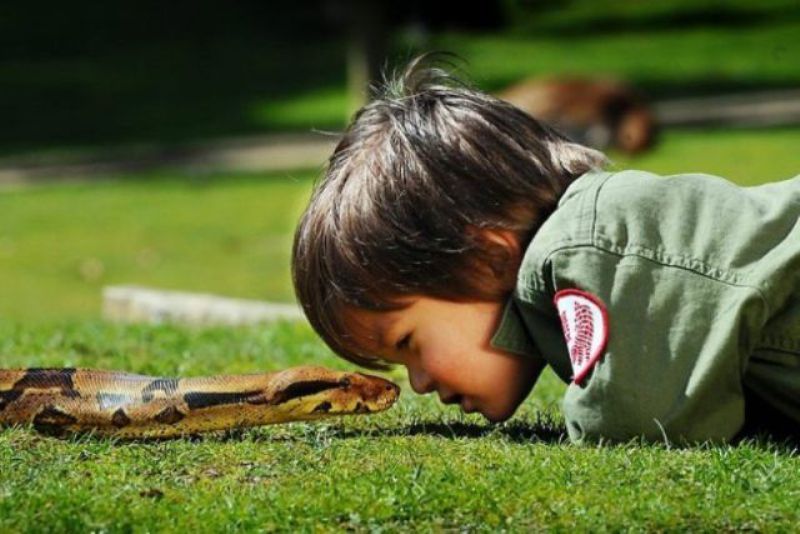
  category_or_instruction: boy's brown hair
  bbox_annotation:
[292,52,608,370]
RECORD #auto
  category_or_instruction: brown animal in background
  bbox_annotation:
[496,78,658,154]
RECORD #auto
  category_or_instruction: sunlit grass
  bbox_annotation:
[0,170,316,322]
[1,321,798,531]
[610,127,800,184]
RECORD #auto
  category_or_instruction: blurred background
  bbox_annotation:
[1,0,799,323]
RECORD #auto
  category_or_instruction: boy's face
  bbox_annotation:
[346,296,544,423]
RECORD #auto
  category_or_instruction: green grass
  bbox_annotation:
[0,169,316,322]
[1,321,799,531]
[610,127,800,182]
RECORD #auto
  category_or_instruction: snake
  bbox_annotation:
[0,366,399,439]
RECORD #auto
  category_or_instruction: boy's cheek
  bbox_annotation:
[483,362,539,420]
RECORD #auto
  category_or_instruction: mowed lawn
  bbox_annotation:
[1,128,799,530]
[1,321,798,532]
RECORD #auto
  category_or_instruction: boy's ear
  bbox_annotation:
[474,228,524,291]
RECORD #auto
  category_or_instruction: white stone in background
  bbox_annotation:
[654,89,800,127]
[102,285,306,326]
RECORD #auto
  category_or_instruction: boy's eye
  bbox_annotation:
[395,333,412,351]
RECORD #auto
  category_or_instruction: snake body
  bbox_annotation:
[0,366,399,438]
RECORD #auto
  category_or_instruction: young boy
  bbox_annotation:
[292,54,800,444]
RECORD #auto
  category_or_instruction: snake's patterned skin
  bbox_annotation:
[0,366,399,438]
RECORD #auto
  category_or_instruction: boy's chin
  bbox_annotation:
[479,404,517,424]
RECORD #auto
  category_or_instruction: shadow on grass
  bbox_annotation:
[372,419,568,444]
[212,415,570,445]
[208,414,800,453]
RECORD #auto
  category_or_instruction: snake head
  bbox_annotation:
[268,366,400,418]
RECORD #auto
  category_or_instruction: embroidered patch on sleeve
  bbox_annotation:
[553,289,609,384]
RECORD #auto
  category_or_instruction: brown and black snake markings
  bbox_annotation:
[0,368,79,409]
[0,366,400,439]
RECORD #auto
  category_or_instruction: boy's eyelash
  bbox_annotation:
[395,333,412,350]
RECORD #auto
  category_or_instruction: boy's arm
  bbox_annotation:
[522,247,767,445]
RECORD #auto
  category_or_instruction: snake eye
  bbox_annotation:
[340,377,351,388]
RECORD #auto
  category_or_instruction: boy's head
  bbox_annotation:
[292,52,607,419]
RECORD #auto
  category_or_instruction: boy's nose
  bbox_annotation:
[407,367,435,395]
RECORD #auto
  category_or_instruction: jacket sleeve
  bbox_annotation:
[523,246,768,444]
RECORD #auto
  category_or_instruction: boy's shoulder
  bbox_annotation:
[525,167,743,249]
[517,167,800,300]
[515,167,669,295]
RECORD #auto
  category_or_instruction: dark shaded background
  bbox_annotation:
[1,0,798,154]
[0,0,506,154]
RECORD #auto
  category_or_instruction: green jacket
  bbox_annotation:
[491,168,800,444]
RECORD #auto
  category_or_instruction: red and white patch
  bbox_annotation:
[553,289,609,384]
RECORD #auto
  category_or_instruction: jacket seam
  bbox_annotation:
[593,237,750,286]
[523,242,772,317]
